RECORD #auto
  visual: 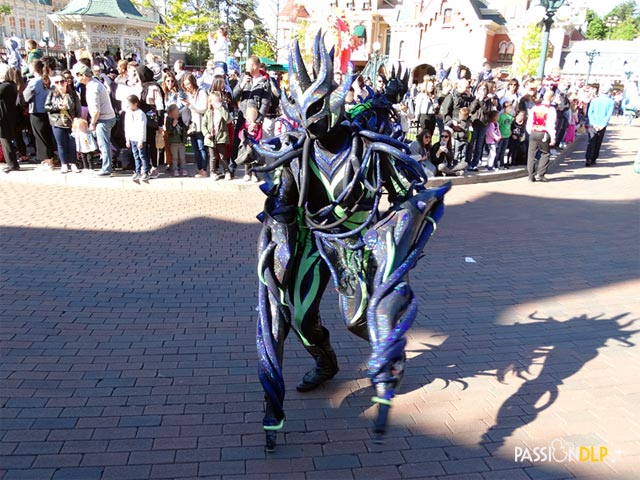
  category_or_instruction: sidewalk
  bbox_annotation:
[1,140,580,191]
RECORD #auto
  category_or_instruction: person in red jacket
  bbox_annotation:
[526,89,556,182]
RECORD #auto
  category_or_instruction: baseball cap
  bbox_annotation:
[73,64,92,77]
[213,66,225,77]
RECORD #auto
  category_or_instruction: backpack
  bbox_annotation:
[267,77,281,116]
[140,82,164,130]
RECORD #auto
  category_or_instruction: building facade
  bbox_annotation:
[48,0,157,58]
[277,0,589,80]
[0,0,65,51]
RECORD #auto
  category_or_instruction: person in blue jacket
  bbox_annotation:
[585,85,615,167]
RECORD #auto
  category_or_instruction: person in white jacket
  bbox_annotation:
[125,95,149,181]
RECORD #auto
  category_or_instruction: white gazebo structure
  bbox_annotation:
[48,0,157,57]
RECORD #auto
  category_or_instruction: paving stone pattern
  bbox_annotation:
[1,124,639,479]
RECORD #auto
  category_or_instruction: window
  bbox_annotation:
[29,19,35,30]
[363,0,372,9]
[498,41,514,62]
[443,8,453,25]
[19,17,26,37]
[39,20,45,35]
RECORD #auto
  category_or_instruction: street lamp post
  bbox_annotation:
[605,16,621,40]
[371,41,381,83]
[243,18,255,61]
[585,49,599,85]
[535,0,566,80]
[39,31,55,56]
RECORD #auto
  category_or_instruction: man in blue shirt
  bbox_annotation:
[586,85,615,166]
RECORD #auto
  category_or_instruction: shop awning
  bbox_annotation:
[353,25,366,38]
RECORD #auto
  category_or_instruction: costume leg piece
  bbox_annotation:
[365,185,450,441]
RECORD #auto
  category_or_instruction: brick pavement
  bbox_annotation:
[1,123,639,479]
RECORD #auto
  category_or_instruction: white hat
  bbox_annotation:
[213,66,225,77]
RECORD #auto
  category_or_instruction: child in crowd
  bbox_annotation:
[125,95,149,181]
[509,110,528,166]
[564,99,578,145]
[497,102,513,168]
[484,110,502,171]
[71,118,98,173]
[202,91,231,180]
[165,104,188,176]
[345,88,357,113]
[447,106,471,169]
[240,105,263,182]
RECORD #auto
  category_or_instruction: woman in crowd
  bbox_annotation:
[182,73,209,177]
[6,66,30,163]
[430,127,463,176]
[408,128,436,178]
[161,72,187,170]
[45,72,81,173]
[0,63,20,172]
[414,77,438,133]
[23,59,55,169]
[499,79,520,109]
[112,59,129,111]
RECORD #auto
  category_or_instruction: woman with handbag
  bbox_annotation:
[44,72,81,173]
[182,73,208,177]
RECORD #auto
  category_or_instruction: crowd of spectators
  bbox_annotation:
[0,32,632,181]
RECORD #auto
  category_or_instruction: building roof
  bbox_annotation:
[53,0,153,21]
[278,0,310,20]
[471,0,506,26]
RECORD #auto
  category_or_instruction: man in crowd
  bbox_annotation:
[75,64,117,176]
[585,85,614,167]
[526,89,556,182]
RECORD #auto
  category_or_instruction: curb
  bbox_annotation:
[1,139,582,191]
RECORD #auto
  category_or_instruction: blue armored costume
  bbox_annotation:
[254,32,450,451]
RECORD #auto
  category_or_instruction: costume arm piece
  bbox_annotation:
[364,184,450,399]
[256,167,299,431]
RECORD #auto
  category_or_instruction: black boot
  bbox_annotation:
[296,332,339,392]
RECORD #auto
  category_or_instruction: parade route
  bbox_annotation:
[1,123,639,480]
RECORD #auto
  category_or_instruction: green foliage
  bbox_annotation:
[610,17,639,39]
[136,0,273,63]
[516,24,543,77]
[586,2,640,40]
[252,39,275,59]
[0,4,11,15]
[185,40,208,66]
[585,10,607,40]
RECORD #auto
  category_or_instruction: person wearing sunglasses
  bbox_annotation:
[408,128,436,178]
[431,127,464,176]
[44,72,81,173]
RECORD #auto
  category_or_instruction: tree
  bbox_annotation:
[611,17,640,39]
[0,4,11,15]
[587,1,640,41]
[585,9,607,40]
[516,24,545,77]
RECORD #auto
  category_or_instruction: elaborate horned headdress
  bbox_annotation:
[281,30,354,134]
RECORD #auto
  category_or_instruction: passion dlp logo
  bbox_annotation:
[514,438,610,463]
